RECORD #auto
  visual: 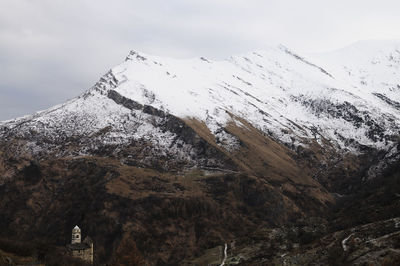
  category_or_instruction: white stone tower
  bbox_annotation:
[72,225,81,244]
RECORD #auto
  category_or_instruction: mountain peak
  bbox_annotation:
[125,50,149,62]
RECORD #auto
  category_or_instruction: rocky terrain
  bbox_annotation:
[0,40,400,265]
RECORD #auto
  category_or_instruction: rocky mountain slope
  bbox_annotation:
[0,40,399,265]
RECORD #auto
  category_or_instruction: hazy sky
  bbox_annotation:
[1,0,400,120]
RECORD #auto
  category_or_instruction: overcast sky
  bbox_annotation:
[1,0,400,120]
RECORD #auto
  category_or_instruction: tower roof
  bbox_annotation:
[73,225,81,230]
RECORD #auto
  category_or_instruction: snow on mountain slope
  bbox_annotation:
[104,42,400,150]
[309,40,400,107]
[1,41,400,159]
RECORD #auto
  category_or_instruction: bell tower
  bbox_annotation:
[72,225,81,244]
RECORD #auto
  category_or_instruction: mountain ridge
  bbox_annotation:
[1,41,400,154]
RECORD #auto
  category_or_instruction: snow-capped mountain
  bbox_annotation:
[1,40,400,265]
[1,40,399,161]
